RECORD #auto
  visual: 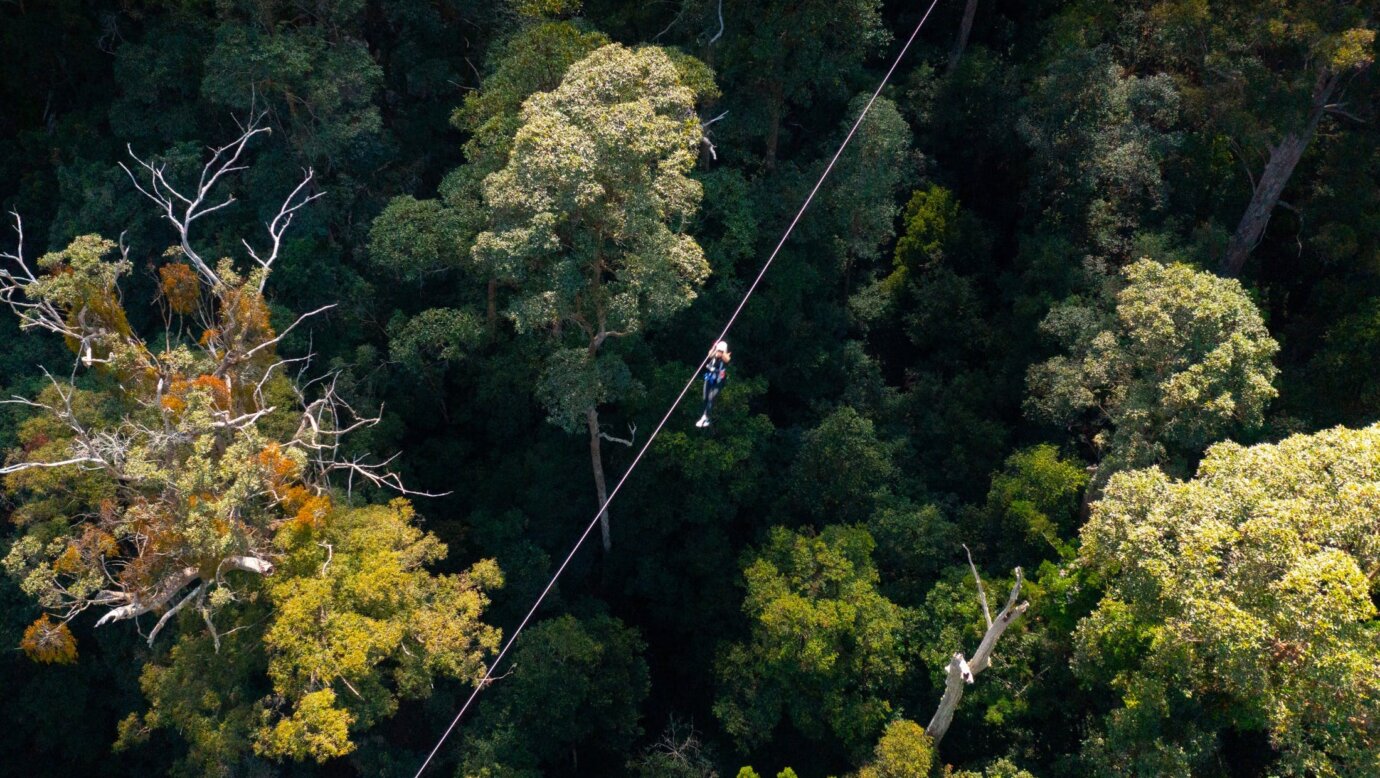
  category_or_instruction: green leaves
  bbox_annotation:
[534,347,633,433]
[857,719,935,778]
[388,307,486,368]
[478,42,709,338]
[1077,424,1380,774]
[475,41,712,447]
[458,612,649,773]
[789,406,898,523]
[1027,258,1279,484]
[985,444,1089,558]
[201,23,382,165]
[259,500,503,761]
[368,196,479,282]
[715,525,909,756]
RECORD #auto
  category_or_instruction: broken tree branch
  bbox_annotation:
[599,423,637,447]
[925,564,1029,747]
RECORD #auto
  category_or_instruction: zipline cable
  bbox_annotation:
[413,3,942,773]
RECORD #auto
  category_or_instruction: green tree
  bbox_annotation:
[824,95,914,297]
[1077,424,1380,775]
[1018,45,1180,262]
[373,19,612,328]
[715,525,909,756]
[856,719,935,778]
[1026,258,1278,486]
[116,500,501,770]
[459,612,649,775]
[706,0,888,163]
[0,129,501,766]
[1140,0,1377,275]
[789,406,898,524]
[474,42,713,551]
[982,444,1089,560]
[950,758,1037,778]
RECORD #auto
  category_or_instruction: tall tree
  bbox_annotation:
[0,124,501,766]
[1077,424,1380,774]
[474,43,713,551]
[1026,258,1279,486]
[714,525,909,757]
[1017,45,1180,263]
[1143,0,1376,275]
[709,0,887,163]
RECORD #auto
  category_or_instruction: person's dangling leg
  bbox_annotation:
[701,383,721,426]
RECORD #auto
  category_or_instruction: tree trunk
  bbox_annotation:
[486,277,498,335]
[765,85,783,168]
[948,0,979,70]
[1221,70,1338,277]
[586,406,612,552]
[925,565,1029,747]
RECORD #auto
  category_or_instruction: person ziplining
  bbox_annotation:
[412,2,942,770]
[696,340,731,428]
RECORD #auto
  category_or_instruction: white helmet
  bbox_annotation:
[716,341,729,352]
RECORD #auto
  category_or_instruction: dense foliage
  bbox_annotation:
[2,1,1378,776]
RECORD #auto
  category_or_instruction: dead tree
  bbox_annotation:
[925,547,1030,747]
[0,115,433,643]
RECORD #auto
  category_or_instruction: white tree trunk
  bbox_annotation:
[925,564,1029,746]
[93,554,274,628]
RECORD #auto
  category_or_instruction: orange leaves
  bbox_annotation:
[285,487,331,531]
[259,445,329,530]
[162,374,233,415]
[258,443,302,487]
[52,544,84,574]
[159,262,200,315]
[21,615,78,664]
[191,375,232,409]
[52,525,121,575]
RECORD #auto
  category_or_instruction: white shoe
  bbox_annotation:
[696,415,708,427]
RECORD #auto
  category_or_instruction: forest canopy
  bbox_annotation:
[1,1,1378,777]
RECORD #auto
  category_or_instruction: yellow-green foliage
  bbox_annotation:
[2,225,506,770]
[716,525,909,756]
[1078,423,1380,774]
[856,719,934,778]
[1026,258,1279,484]
[258,500,503,761]
[256,689,354,763]
[510,0,582,19]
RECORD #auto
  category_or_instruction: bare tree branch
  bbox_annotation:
[926,564,1029,747]
[94,566,200,627]
[0,457,105,475]
[120,115,273,286]
[599,423,637,447]
[700,110,728,161]
[964,544,992,629]
[147,582,203,647]
[241,168,325,292]
[708,0,724,44]
[234,303,336,366]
